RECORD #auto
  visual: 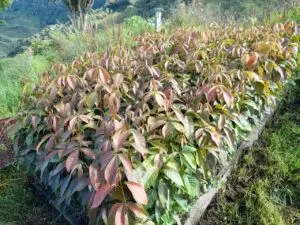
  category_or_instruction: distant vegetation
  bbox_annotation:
[0,0,11,10]
[51,0,95,29]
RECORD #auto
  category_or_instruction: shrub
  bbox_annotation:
[14,21,299,225]
[124,16,154,36]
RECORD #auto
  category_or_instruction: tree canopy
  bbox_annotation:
[0,0,12,10]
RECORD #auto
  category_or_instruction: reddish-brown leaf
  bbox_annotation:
[66,150,79,172]
[100,150,114,170]
[37,134,52,151]
[81,148,96,160]
[67,76,77,90]
[131,129,148,156]
[52,116,58,132]
[112,129,129,150]
[126,182,148,205]
[109,93,121,115]
[247,52,259,68]
[68,117,77,131]
[210,130,221,147]
[221,87,234,107]
[207,86,218,102]
[115,205,127,225]
[109,203,123,217]
[119,155,133,178]
[91,183,112,209]
[113,73,124,87]
[99,67,110,84]
[89,164,101,190]
[45,150,60,161]
[127,203,148,219]
[105,157,119,185]
[102,139,112,152]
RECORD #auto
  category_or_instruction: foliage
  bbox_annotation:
[201,74,300,225]
[124,15,154,35]
[14,21,299,225]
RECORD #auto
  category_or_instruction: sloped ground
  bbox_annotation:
[0,0,106,57]
[201,74,300,225]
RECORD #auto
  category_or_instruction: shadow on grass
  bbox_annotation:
[0,165,69,225]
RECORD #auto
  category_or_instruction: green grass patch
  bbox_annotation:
[0,165,68,225]
[0,52,52,118]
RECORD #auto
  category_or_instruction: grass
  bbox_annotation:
[0,52,53,118]
[0,165,68,225]
[201,74,300,225]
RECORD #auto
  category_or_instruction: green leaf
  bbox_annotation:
[182,151,197,170]
[142,167,159,189]
[131,129,148,156]
[86,92,97,109]
[242,99,259,111]
[171,122,185,134]
[163,167,183,187]
[158,182,169,208]
[183,174,198,198]
[254,80,265,94]
[183,116,194,140]
[174,196,190,212]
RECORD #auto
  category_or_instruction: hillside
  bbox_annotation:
[0,0,106,57]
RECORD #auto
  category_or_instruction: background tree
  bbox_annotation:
[51,0,95,30]
[0,0,12,11]
[105,0,179,17]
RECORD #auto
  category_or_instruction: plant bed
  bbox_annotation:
[13,21,299,225]
[199,75,300,225]
[184,107,276,225]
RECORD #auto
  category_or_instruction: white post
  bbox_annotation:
[154,8,164,32]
